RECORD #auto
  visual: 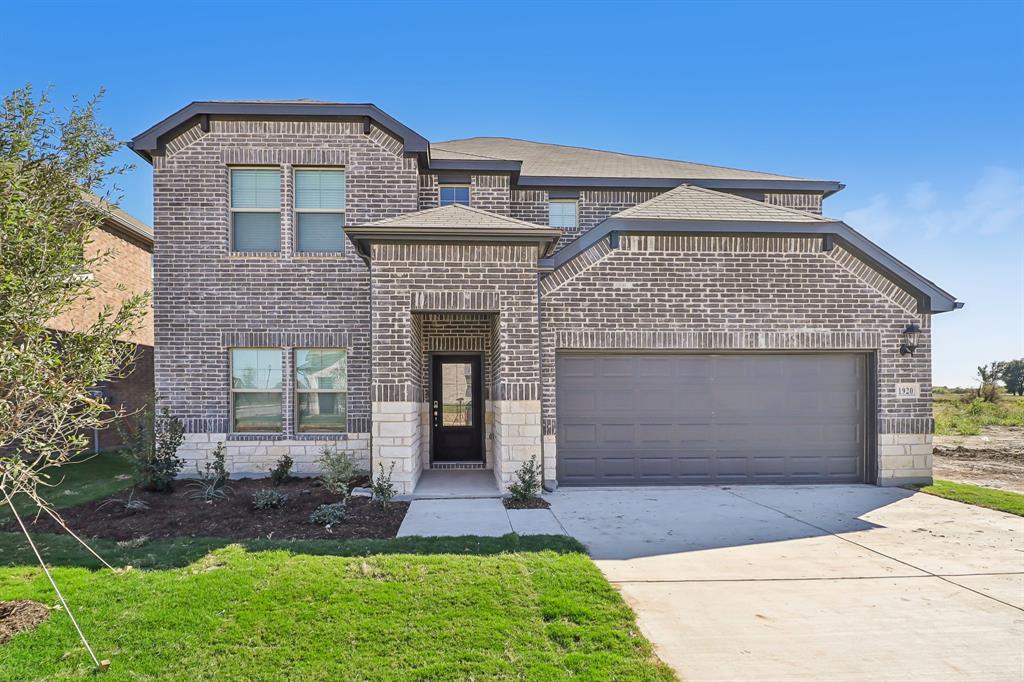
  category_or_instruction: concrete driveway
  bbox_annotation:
[547,485,1024,682]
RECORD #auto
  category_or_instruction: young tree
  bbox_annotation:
[975,361,1006,403]
[0,85,148,669]
[1002,359,1024,397]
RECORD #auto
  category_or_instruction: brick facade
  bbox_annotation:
[540,234,933,485]
[148,111,937,489]
[153,119,418,470]
[417,313,496,466]
[49,218,155,451]
[368,243,542,491]
[49,220,154,347]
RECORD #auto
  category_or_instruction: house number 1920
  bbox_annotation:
[895,383,920,398]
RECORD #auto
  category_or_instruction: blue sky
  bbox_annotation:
[3,0,1021,387]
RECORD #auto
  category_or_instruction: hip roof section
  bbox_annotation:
[431,137,819,182]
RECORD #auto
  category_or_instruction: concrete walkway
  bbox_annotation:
[409,469,502,499]
[546,485,1024,682]
[397,497,565,537]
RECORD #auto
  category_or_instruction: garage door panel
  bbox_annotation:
[557,353,867,486]
[635,388,675,412]
[600,391,637,411]
[599,357,634,377]
[631,422,671,445]
[561,422,597,445]
[750,457,787,476]
[560,385,597,412]
[601,423,636,444]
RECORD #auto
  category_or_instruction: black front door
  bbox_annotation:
[431,355,483,462]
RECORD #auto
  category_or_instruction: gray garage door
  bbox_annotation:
[556,353,867,486]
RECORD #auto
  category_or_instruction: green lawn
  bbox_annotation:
[910,480,1024,517]
[0,532,675,681]
[933,391,1024,436]
[0,451,134,524]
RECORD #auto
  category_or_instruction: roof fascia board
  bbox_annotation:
[540,217,958,313]
[428,159,522,173]
[81,195,153,246]
[346,226,560,240]
[130,102,430,161]
[101,216,154,248]
[346,229,559,259]
[516,176,844,193]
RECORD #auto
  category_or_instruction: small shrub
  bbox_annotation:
[117,394,185,492]
[318,447,361,497]
[270,455,293,486]
[310,501,347,527]
[98,490,149,514]
[251,488,289,510]
[188,442,231,502]
[199,442,229,484]
[507,456,542,502]
[371,462,397,508]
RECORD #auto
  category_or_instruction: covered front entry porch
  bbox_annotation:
[368,303,543,495]
[348,205,561,495]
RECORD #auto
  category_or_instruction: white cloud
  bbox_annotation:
[843,194,899,240]
[906,181,937,211]
[842,166,1024,240]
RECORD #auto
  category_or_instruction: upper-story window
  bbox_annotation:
[439,184,470,207]
[548,199,578,229]
[230,168,281,252]
[294,168,346,253]
[230,348,283,432]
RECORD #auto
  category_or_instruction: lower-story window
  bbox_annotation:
[295,348,347,432]
[230,348,283,432]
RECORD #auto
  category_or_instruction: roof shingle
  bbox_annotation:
[612,184,832,223]
[431,137,820,181]
[366,203,556,230]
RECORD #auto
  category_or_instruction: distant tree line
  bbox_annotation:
[976,359,1024,402]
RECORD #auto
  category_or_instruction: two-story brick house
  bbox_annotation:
[131,101,959,494]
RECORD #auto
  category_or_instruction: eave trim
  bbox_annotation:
[515,176,844,194]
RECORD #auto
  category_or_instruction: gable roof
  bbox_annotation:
[431,137,827,184]
[542,187,958,314]
[366,203,553,230]
[611,183,831,223]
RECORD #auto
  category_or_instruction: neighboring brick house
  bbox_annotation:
[47,196,154,451]
[130,101,959,493]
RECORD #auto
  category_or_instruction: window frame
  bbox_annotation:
[548,198,578,229]
[228,166,282,253]
[229,347,284,433]
[294,348,348,434]
[292,166,347,254]
[439,184,471,207]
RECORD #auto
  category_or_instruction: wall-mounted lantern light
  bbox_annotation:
[900,323,921,356]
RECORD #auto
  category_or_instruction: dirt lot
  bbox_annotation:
[934,426,1024,493]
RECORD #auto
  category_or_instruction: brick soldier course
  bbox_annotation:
[131,101,958,493]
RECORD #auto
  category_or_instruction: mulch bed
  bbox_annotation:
[0,601,50,645]
[502,497,550,510]
[5,478,408,541]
